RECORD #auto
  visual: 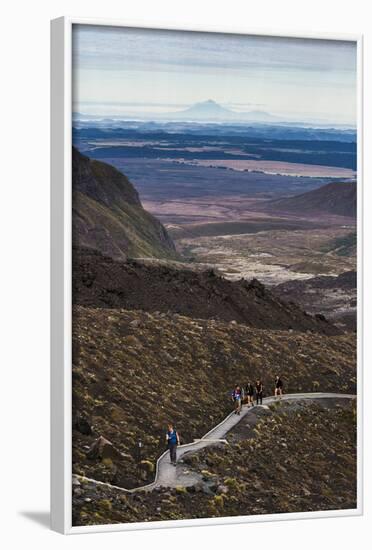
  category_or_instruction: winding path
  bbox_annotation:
[74,392,355,494]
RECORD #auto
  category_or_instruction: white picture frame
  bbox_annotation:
[51,16,364,534]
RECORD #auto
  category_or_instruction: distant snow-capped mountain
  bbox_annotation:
[178,99,233,119]
[173,99,281,122]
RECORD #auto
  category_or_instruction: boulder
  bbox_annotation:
[193,481,204,493]
[72,475,81,487]
[73,413,92,435]
[86,435,122,461]
[207,479,219,493]
[202,484,214,496]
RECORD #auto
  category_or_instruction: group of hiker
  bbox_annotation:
[165,375,284,465]
[231,375,283,414]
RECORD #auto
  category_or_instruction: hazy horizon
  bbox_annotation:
[72,25,357,126]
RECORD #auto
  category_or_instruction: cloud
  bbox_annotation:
[73,25,357,75]
[72,25,357,125]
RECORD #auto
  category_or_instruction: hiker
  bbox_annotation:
[231,385,243,415]
[165,423,180,466]
[274,375,284,397]
[255,379,264,405]
[245,382,254,406]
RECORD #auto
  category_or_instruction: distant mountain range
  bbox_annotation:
[174,99,281,123]
[74,99,284,124]
[74,99,358,128]
[262,182,357,218]
[72,147,177,260]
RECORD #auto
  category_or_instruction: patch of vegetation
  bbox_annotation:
[72,400,356,525]
[72,306,356,490]
[72,147,178,261]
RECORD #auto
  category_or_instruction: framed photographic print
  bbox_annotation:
[51,17,363,534]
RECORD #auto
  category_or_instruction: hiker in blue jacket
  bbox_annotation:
[166,423,180,466]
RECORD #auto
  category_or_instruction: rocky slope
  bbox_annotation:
[72,398,356,525]
[274,271,357,331]
[73,247,340,335]
[72,306,356,490]
[262,182,356,218]
[72,147,177,260]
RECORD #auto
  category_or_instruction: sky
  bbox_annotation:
[72,24,357,125]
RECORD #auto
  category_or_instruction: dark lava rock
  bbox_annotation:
[73,412,92,436]
[72,247,341,335]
